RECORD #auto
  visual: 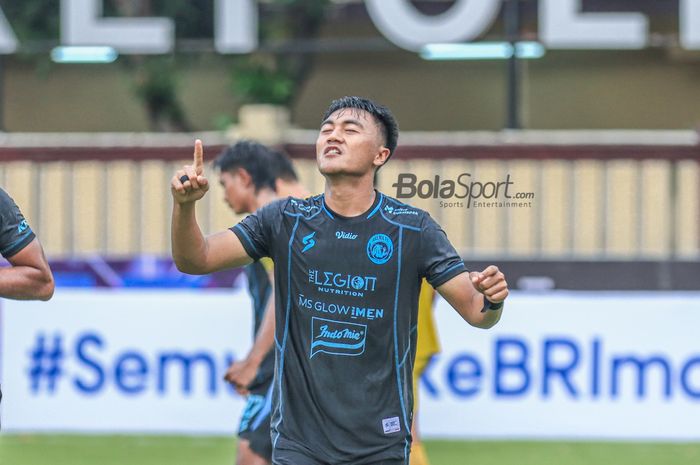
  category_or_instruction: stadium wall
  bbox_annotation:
[0,131,697,260]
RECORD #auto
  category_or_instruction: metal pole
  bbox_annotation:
[504,0,521,129]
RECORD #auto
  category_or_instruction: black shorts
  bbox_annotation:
[238,381,273,460]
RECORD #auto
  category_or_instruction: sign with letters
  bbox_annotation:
[2,289,700,438]
[0,0,698,55]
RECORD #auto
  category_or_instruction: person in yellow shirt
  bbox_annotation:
[411,279,439,465]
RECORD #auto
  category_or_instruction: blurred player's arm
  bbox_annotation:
[437,265,507,329]
[0,238,54,301]
[171,140,253,274]
[225,265,276,395]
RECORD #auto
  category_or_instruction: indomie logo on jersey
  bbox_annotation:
[367,234,393,265]
[310,317,367,358]
[308,269,377,297]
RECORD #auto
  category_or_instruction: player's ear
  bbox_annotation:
[374,146,391,168]
[236,168,254,188]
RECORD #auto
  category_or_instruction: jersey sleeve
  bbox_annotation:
[419,214,467,288]
[230,199,284,261]
[0,188,36,259]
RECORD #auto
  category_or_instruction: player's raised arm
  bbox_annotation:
[437,265,507,329]
[171,140,253,274]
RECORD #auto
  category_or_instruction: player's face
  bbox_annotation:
[316,109,388,177]
[219,169,253,214]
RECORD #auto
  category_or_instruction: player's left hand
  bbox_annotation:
[224,358,259,396]
[470,265,508,304]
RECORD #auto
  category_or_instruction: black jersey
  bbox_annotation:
[231,192,466,465]
[0,188,35,259]
[243,258,276,391]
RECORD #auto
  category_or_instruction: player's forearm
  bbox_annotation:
[171,202,209,274]
[438,273,503,329]
[247,294,276,365]
[468,293,502,329]
[0,265,54,300]
[451,291,499,329]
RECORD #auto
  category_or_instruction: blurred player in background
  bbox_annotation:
[170,96,508,465]
[410,280,438,465]
[214,141,308,465]
[0,187,54,408]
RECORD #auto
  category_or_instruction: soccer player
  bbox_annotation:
[214,141,309,465]
[0,187,54,406]
[170,96,508,465]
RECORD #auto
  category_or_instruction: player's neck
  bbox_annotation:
[277,180,310,199]
[324,177,376,217]
[252,188,277,211]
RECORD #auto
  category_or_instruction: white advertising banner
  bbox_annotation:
[423,292,700,440]
[2,290,700,439]
[1,289,254,433]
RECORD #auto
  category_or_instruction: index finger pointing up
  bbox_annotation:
[193,139,204,175]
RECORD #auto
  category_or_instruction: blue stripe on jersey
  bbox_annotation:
[433,261,466,283]
[379,209,421,232]
[399,336,412,369]
[392,227,411,461]
[234,224,262,258]
[321,197,335,219]
[251,382,274,431]
[272,216,300,449]
[366,193,384,219]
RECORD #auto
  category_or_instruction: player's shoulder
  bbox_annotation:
[278,194,324,219]
[377,192,432,231]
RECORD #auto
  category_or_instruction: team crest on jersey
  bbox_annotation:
[17,219,29,233]
[366,233,393,265]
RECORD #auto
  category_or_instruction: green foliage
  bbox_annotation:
[2,0,332,128]
[129,55,189,131]
[2,1,60,42]
[232,56,296,105]
[231,0,331,107]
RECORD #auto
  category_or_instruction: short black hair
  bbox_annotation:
[213,140,276,191]
[268,149,298,182]
[321,96,399,164]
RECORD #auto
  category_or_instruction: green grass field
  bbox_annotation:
[1,435,700,465]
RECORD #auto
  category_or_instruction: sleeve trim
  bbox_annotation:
[1,230,35,258]
[231,224,263,261]
[429,262,467,288]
